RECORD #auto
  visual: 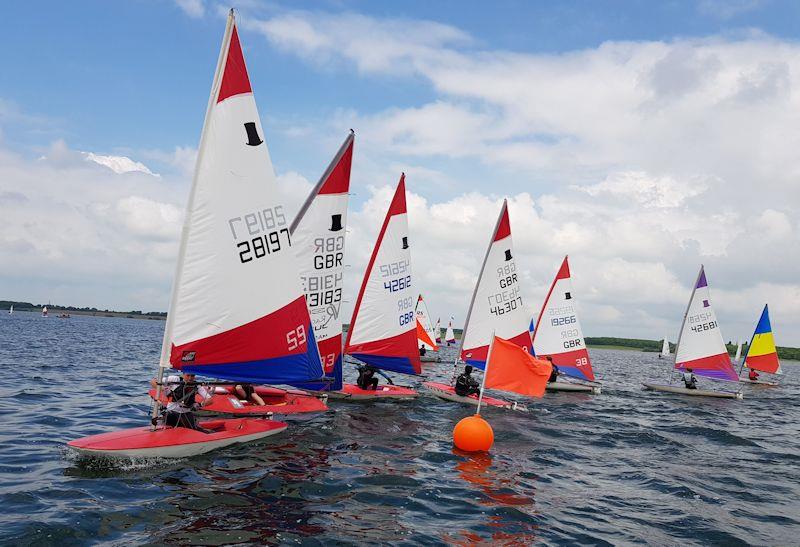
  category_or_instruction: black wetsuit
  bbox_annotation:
[548,364,560,384]
[454,373,480,397]
[357,366,379,390]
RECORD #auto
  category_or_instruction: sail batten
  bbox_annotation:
[158,12,322,384]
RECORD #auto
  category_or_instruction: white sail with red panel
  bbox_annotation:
[344,175,421,375]
[158,19,322,385]
[460,200,531,369]
[673,266,738,381]
[531,256,595,382]
[415,294,439,351]
[445,319,456,345]
[289,131,354,391]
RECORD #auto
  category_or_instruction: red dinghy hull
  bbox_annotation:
[423,382,527,411]
[149,386,328,416]
[67,418,287,459]
[326,383,418,400]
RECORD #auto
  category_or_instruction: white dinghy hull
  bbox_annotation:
[546,381,601,394]
[642,383,743,399]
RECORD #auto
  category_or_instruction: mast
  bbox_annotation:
[668,265,704,384]
[152,10,236,423]
[289,130,354,236]
[454,200,507,373]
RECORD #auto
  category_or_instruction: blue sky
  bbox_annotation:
[2,0,800,344]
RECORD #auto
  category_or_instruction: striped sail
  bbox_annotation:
[344,175,421,375]
[532,256,595,381]
[743,304,781,375]
[673,266,738,381]
[289,131,354,391]
[460,200,531,369]
[160,14,323,385]
[415,294,438,351]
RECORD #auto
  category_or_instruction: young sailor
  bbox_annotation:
[234,383,266,406]
[545,356,560,384]
[682,368,698,389]
[419,344,427,357]
[354,364,376,390]
[454,365,481,397]
[748,368,760,381]
[150,372,213,431]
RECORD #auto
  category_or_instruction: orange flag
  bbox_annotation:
[485,336,552,398]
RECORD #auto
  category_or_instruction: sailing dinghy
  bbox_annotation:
[739,304,781,386]
[69,12,325,458]
[424,201,529,410]
[417,294,441,362]
[42,306,48,317]
[8,305,12,314]
[660,336,670,359]
[643,266,742,399]
[733,340,743,364]
[435,318,442,344]
[532,256,600,394]
[337,174,421,400]
[445,319,456,346]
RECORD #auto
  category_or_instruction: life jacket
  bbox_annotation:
[356,367,374,389]
[683,372,696,387]
[169,379,198,409]
[748,369,758,380]
[454,373,473,396]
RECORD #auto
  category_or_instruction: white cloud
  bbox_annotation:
[174,0,204,18]
[83,151,159,177]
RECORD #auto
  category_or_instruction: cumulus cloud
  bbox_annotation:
[83,152,160,177]
[174,0,204,19]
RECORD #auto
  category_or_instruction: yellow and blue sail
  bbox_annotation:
[743,304,781,375]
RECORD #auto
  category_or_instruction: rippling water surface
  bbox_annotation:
[1,311,798,545]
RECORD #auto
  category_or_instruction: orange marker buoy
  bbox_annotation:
[453,414,494,452]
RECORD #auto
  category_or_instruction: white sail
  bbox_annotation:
[290,131,354,385]
[8,305,12,314]
[460,200,530,369]
[156,12,322,385]
[344,175,421,375]
[673,266,738,382]
[445,319,456,345]
[661,336,670,357]
[415,294,438,351]
[531,256,594,382]
[733,340,742,364]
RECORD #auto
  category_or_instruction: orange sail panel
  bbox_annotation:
[485,336,552,398]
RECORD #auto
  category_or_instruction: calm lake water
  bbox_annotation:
[1,311,798,545]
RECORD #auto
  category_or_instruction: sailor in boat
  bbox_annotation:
[419,344,427,357]
[748,368,760,382]
[150,372,213,431]
[454,365,481,397]
[545,356,560,383]
[356,364,394,390]
[234,383,266,406]
[682,368,698,390]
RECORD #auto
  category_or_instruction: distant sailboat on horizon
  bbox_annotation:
[8,305,12,315]
[659,336,670,359]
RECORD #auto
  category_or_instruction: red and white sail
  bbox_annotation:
[673,266,738,381]
[344,175,421,375]
[445,319,456,345]
[532,256,595,382]
[415,294,439,351]
[460,200,531,369]
[435,318,442,343]
[289,131,354,390]
[159,16,322,384]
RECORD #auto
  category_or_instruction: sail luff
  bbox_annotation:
[457,200,507,358]
[158,10,235,370]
